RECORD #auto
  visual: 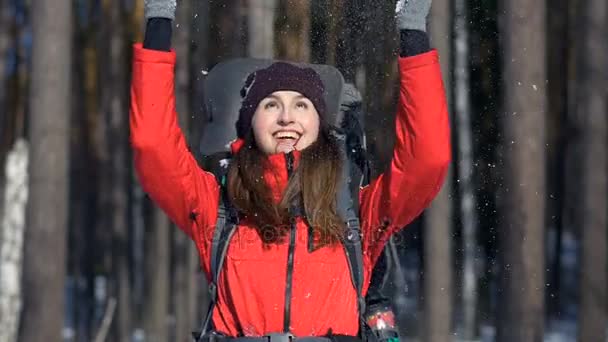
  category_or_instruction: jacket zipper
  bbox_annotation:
[283,151,296,332]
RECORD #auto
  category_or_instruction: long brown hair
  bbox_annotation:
[227,127,345,249]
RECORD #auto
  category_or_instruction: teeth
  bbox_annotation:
[275,132,299,139]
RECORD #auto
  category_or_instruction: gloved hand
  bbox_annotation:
[395,0,432,32]
[144,0,176,20]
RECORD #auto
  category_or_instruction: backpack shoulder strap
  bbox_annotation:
[194,153,239,340]
[336,144,368,340]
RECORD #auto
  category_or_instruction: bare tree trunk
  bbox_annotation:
[131,0,167,321]
[335,1,365,84]
[275,0,310,62]
[77,7,104,338]
[142,206,170,342]
[0,0,10,138]
[362,0,399,172]
[453,0,479,339]
[247,0,277,59]
[100,1,131,340]
[19,0,72,340]
[545,0,569,318]
[324,0,344,66]
[174,0,193,136]
[3,4,28,159]
[138,2,170,337]
[575,0,607,341]
[172,227,200,342]
[0,0,12,230]
[190,0,211,327]
[0,139,28,342]
[422,1,453,341]
[126,2,146,331]
[208,0,246,67]
[68,2,109,341]
[172,3,200,341]
[190,0,210,162]
[496,0,546,341]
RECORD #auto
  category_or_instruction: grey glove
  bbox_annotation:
[144,0,176,20]
[395,0,431,32]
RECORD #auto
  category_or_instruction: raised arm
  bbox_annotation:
[360,0,451,265]
[130,0,219,246]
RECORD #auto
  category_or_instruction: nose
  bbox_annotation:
[278,107,294,125]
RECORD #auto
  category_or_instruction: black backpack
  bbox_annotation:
[194,59,372,341]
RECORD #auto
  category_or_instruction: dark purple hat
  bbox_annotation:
[235,62,327,139]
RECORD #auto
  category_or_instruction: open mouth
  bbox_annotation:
[273,130,301,142]
[273,130,302,153]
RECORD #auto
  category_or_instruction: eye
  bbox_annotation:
[295,101,309,110]
[264,101,278,110]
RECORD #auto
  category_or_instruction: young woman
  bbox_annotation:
[130,0,450,340]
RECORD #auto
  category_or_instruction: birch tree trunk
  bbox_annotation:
[0,139,28,342]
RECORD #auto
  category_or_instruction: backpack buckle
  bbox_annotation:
[345,219,361,243]
[346,218,360,229]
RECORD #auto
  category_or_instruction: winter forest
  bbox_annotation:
[0,0,606,341]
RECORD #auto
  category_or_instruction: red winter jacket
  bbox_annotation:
[130,43,450,337]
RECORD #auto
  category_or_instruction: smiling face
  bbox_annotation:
[251,91,320,154]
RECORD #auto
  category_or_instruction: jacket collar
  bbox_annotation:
[229,138,302,202]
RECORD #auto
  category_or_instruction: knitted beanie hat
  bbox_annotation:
[235,62,327,139]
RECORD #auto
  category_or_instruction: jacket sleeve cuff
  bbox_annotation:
[133,42,176,65]
[399,29,430,57]
[398,49,439,71]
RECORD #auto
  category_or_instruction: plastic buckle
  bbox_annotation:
[345,220,361,243]
[264,332,295,342]
[346,218,360,229]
